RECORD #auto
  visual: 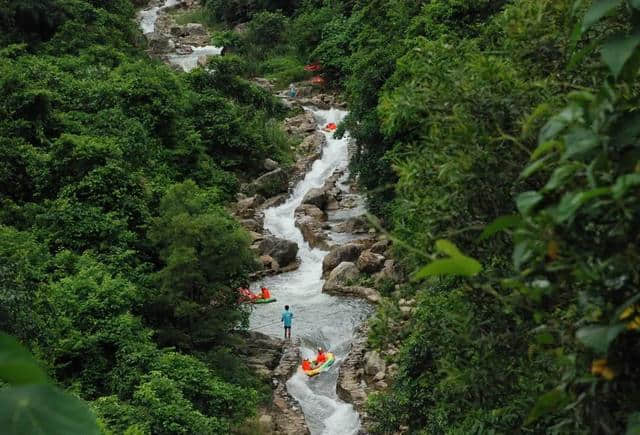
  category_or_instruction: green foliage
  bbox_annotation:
[247,11,288,50]
[0,0,289,432]
[147,181,257,349]
[0,333,101,435]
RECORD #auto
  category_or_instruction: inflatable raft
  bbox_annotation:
[253,297,277,304]
[303,353,335,377]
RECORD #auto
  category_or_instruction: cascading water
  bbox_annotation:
[136,5,371,431]
[138,0,222,72]
[249,108,372,435]
[138,0,180,34]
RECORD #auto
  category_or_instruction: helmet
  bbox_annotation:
[317,347,323,352]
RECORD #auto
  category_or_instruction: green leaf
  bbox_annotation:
[516,191,543,215]
[601,32,640,78]
[535,331,555,345]
[413,256,482,279]
[525,390,570,425]
[613,112,640,145]
[531,140,560,161]
[513,241,534,270]
[520,154,553,180]
[612,174,640,199]
[576,324,625,353]
[626,412,640,435]
[562,127,600,160]
[551,188,610,223]
[0,385,100,435]
[478,215,522,241]
[544,164,581,191]
[582,0,623,33]
[0,333,48,385]
[435,239,463,257]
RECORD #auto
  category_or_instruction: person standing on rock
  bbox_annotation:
[281,305,293,339]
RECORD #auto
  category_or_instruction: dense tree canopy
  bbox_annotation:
[2,0,639,433]
[0,0,291,432]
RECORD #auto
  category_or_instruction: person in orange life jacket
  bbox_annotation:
[261,286,271,299]
[302,358,312,371]
[316,347,327,364]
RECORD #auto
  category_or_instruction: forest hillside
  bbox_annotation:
[1,0,640,434]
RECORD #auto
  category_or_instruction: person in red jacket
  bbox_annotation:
[302,359,312,371]
[316,347,327,364]
[261,287,271,299]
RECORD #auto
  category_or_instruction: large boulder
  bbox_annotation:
[333,215,368,233]
[263,158,279,171]
[323,284,381,303]
[356,249,386,273]
[322,243,366,275]
[240,218,262,233]
[364,351,386,377]
[258,236,298,266]
[373,259,404,284]
[147,33,174,54]
[299,131,326,154]
[295,215,328,249]
[250,168,289,197]
[284,112,316,136]
[301,187,327,209]
[323,262,359,291]
[185,23,206,36]
[295,204,328,248]
[295,204,326,222]
[370,239,391,255]
[235,195,264,219]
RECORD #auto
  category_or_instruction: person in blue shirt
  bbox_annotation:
[281,305,293,339]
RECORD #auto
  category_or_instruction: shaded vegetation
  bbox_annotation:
[0,0,290,432]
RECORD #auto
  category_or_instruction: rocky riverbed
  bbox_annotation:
[136,2,410,431]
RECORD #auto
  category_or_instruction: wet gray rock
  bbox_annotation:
[240,218,262,233]
[322,243,367,276]
[323,262,360,291]
[294,204,329,249]
[264,158,279,171]
[284,112,316,136]
[373,259,405,285]
[324,285,381,304]
[332,215,368,234]
[370,239,391,254]
[235,195,265,219]
[185,22,206,36]
[301,187,327,209]
[147,33,174,53]
[364,350,386,377]
[337,326,372,428]
[295,204,326,222]
[250,168,289,197]
[356,249,386,273]
[258,236,298,267]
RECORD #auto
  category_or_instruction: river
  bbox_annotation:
[248,108,372,434]
[137,4,372,433]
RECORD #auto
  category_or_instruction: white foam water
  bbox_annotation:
[249,108,372,434]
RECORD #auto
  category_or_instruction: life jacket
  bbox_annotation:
[302,360,312,371]
[316,352,326,363]
[261,287,270,299]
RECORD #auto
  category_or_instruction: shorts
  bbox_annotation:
[284,326,291,330]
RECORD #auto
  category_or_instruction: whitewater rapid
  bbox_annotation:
[249,108,371,435]
[138,0,222,72]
